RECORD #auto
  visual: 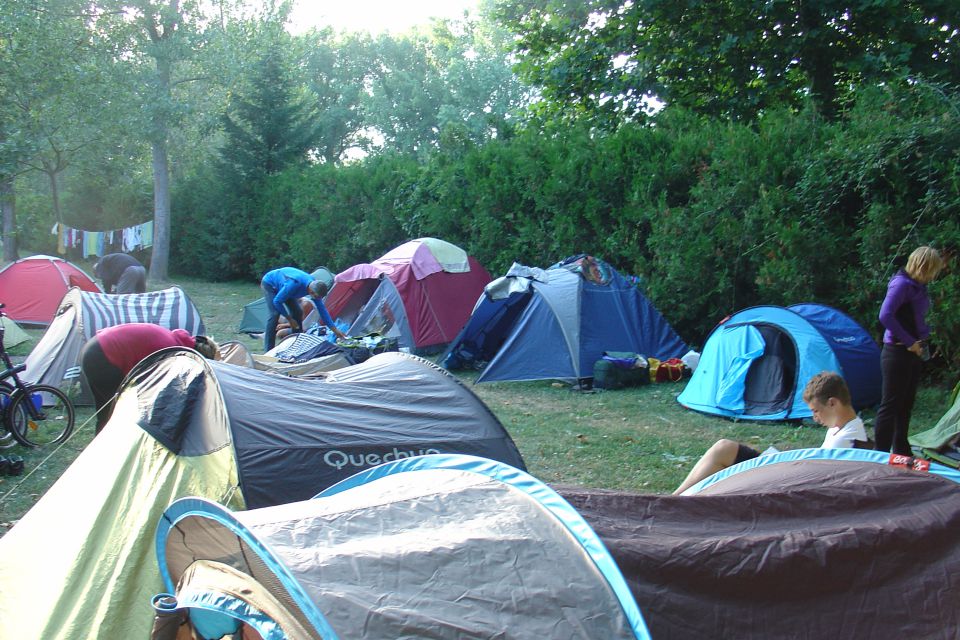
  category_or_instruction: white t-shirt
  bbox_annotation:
[820,416,868,449]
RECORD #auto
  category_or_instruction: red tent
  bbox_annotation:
[0,255,101,326]
[324,238,492,351]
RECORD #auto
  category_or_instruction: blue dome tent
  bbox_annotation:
[444,257,688,383]
[677,304,881,420]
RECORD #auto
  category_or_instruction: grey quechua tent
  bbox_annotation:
[153,455,651,639]
[136,349,526,509]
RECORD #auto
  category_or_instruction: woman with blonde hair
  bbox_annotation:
[875,246,945,454]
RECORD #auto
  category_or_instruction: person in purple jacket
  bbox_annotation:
[876,246,945,454]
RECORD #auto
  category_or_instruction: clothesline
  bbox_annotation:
[52,221,154,257]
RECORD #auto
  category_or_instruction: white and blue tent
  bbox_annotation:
[677,303,881,420]
[443,257,688,383]
[152,454,651,640]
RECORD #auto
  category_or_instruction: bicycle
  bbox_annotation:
[0,303,75,447]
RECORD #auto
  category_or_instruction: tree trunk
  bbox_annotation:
[46,168,62,223]
[1,177,18,262]
[149,138,170,282]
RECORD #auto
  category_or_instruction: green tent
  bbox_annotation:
[1,315,30,348]
[911,380,960,468]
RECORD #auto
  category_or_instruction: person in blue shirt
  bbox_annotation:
[260,267,347,351]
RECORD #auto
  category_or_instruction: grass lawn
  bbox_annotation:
[0,266,954,535]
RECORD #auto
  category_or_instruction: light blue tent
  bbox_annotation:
[443,258,688,383]
[153,455,651,640]
[677,304,881,421]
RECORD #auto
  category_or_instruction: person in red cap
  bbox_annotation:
[79,323,220,432]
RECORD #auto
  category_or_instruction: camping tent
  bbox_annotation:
[0,255,100,325]
[443,258,688,383]
[238,266,335,335]
[562,448,960,639]
[0,351,526,640]
[0,315,30,348]
[323,238,491,352]
[21,286,205,399]
[911,380,960,468]
[677,303,881,420]
[153,454,650,640]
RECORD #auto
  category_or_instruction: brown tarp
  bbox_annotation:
[558,459,960,639]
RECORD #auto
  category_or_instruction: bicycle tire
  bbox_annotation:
[0,382,20,450]
[8,384,75,447]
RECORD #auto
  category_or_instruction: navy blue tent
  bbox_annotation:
[677,304,881,421]
[444,258,688,383]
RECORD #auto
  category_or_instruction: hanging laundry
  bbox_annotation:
[140,221,153,248]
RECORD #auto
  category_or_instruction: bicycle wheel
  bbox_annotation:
[0,382,20,449]
[8,384,75,447]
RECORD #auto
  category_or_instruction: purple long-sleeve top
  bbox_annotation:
[879,269,931,345]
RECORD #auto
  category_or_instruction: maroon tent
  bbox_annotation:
[559,450,960,639]
[325,238,491,352]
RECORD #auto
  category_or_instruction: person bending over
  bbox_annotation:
[80,323,220,432]
[260,267,346,351]
[93,253,147,294]
[673,371,868,495]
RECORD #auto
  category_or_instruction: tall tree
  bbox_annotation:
[494,0,960,123]
[0,0,100,260]
[90,0,229,281]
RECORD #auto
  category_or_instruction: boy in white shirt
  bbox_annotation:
[674,371,868,494]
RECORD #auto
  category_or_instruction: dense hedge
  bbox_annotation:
[172,81,959,375]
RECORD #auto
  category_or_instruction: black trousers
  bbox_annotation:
[79,338,125,433]
[874,343,923,455]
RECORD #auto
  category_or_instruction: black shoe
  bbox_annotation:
[0,456,8,476]
[6,455,23,476]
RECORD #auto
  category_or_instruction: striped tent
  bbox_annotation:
[23,286,204,401]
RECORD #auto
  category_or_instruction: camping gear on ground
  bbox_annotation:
[0,454,24,475]
[679,349,700,372]
[220,337,353,377]
[21,286,204,402]
[649,357,687,382]
[237,266,335,335]
[323,238,491,353]
[911,379,960,468]
[153,454,651,640]
[0,351,526,640]
[266,332,344,363]
[560,448,960,639]
[443,257,688,383]
[335,333,399,364]
[677,303,881,421]
[593,351,649,390]
[0,255,101,326]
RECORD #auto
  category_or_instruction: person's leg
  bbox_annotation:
[892,353,923,455]
[284,299,304,333]
[261,282,281,351]
[875,344,913,453]
[674,439,746,495]
[79,338,125,433]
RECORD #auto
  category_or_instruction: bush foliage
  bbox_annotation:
[172,81,960,375]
